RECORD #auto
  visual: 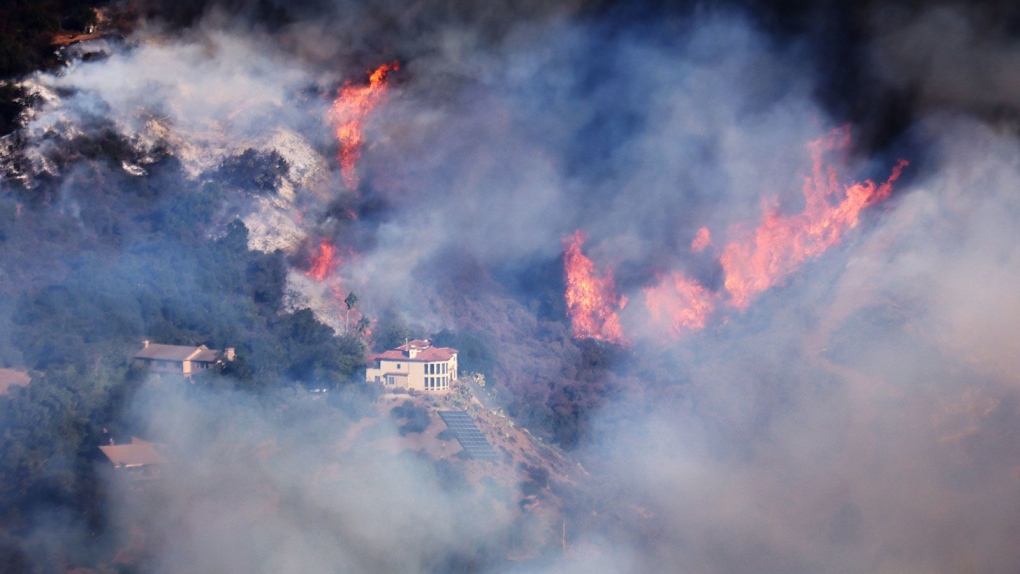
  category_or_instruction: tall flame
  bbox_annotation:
[306,239,341,282]
[719,127,908,309]
[329,62,399,189]
[563,231,627,344]
[564,127,907,343]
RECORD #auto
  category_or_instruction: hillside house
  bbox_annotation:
[366,339,458,392]
[99,437,167,480]
[134,340,235,377]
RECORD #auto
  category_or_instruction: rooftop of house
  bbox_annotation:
[369,340,457,363]
[400,339,432,351]
[134,341,220,362]
[99,438,168,468]
[0,369,30,395]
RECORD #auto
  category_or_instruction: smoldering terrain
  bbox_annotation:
[3,0,1020,572]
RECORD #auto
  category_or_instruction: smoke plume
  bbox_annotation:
[5,0,1020,572]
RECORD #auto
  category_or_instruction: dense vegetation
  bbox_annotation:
[0,127,367,569]
[0,5,628,568]
[0,1,104,77]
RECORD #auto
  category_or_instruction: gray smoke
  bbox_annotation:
[7,0,1020,572]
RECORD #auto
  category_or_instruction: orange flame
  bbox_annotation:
[691,226,712,253]
[565,128,907,342]
[563,230,627,344]
[719,127,908,309]
[645,272,716,336]
[306,239,341,282]
[329,62,399,189]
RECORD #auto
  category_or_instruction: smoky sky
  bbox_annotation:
[8,0,1020,572]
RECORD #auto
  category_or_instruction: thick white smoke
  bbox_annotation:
[6,1,1020,572]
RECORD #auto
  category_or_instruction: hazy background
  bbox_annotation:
[3,0,1020,572]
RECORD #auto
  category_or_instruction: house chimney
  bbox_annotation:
[224,347,235,362]
[143,339,150,348]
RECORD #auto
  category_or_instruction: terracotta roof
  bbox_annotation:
[134,343,219,362]
[398,339,432,351]
[369,346,457,363]
[99,438,168,467]
[0,369,30,395]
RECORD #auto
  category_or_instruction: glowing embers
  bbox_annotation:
[719,127,909,309]
[563,231,627,344]
[305,238,341,282]
[329,62,399,189]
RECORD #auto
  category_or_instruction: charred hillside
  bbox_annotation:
[3,0,1020,572]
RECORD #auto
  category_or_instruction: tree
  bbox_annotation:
[344,291,358,333]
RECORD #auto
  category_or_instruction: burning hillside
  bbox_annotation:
[2,1,1020,573]
[330,62,399,190]
[563,230,627,343]
[564,127,909,341]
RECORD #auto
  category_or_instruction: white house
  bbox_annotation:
[366,339,458,392]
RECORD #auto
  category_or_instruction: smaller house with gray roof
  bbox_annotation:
[134,340,234,377]
[99,437,167,480]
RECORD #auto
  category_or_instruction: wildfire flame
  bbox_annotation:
[306,238,341,282]
[691,226,712,253]
[563,231,627,344]
[564,127,908,343]
[719,127,908,309]
[329,62,399,189]
[645,273,717,336]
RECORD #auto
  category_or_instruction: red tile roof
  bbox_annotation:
[399,339,431,351]
[368,340,457,363]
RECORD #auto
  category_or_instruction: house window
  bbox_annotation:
[374,376,381,383]
[387,376,395,385]
[396,364,401,369]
